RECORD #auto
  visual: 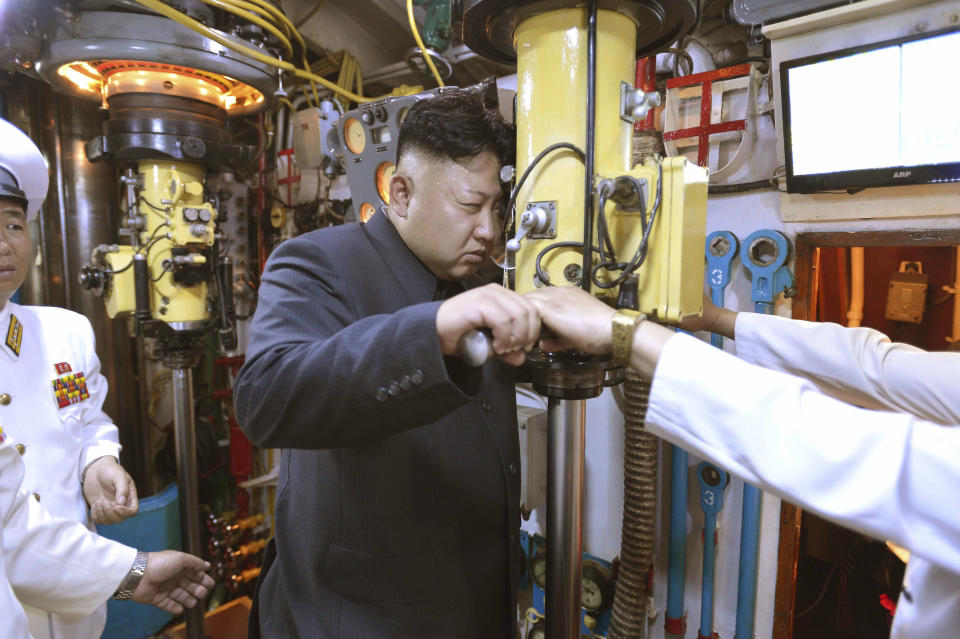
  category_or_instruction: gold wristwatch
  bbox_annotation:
[611,309,645,368]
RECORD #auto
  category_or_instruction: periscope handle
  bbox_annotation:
[456,328,493,367]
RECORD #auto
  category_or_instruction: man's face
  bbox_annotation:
[0,200,31,304]
[390,149,504,281]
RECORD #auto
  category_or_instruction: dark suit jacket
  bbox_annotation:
[234,211,521,638]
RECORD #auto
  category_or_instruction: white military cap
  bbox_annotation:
[0,118,48,221]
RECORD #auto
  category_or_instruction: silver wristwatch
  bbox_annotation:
[113,550,149,601]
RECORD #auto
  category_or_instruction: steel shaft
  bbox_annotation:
[546,397,586,639]
[172,367,204,639]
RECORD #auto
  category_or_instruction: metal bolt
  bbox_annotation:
[951,14,959,23]
[563,263,582,284]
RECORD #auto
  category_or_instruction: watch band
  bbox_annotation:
[113,550,149,601]
[611,309,645,368]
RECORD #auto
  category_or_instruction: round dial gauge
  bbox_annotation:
[359,202,376,223]
[582,577,603,611]
[343,117,366,155]
[580,562,613,613]
[531,555,547,589]
[375,161,396,204]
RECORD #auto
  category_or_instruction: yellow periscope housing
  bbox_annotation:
[512,7,707,323]
[104,160,215,324]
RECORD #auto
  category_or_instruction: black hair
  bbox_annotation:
[396,89,514,169]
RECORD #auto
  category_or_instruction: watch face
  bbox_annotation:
[532,555,547,589]
[344,117,366,155]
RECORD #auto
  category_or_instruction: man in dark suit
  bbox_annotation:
[235,90,540,638]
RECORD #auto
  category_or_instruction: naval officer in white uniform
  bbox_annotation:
[0,421,215,638]
[528,285,960,639]
[0,117,142,639]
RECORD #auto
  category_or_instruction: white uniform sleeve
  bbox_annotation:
[734,312,960,425]
[75,318,122,477]
[645,333,960,576]
[0,439,135,616]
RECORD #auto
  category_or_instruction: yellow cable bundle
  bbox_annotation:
[405,0,445,88]
[130,0,403,104]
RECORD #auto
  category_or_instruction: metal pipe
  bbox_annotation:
[172,367,205,639]
[734,485,761,639]
[581,0,597,293]
[734,300,770,639]
[635,57,657,132]
[546,397,585,639]
[847,247,865,328]
[52,95,72,310]
[699,514,718,639]
[665,445,688,635]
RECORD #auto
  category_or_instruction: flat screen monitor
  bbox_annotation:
[780,27,960,193]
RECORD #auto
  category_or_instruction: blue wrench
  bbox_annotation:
[734,229,795,639]
[697,462,729,639]
[706,231,740,348]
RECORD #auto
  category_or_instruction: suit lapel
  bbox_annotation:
[361,210,436,305]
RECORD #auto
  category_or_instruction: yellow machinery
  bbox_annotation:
[510,8,707,321]
[459,1,704,637]
[100,161,216,325]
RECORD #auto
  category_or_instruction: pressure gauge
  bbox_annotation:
[580,561,613,613]
[375,161,395,204]
[269,204,286,229]
[198,208,212,223]
[359,202,376,223]
[343,117,367,155]
[183,207,199,221]
[531,554,546,590]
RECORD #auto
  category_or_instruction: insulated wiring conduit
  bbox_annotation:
[130,0,408,104]
[608,372,658,639]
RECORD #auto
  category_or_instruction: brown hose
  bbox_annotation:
[608,372,658,639]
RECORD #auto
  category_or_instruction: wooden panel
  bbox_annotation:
[774,228,959,639]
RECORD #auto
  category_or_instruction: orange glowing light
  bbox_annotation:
[55,60,265,112]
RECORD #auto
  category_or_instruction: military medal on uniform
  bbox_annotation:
[5,314,22,357]
[52,361,90,409]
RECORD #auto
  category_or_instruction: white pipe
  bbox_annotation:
[847,246,865,328]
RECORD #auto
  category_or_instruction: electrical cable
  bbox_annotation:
[406,0,445,88]
[140,197,170,214]
[294,0,326,28]
[582,0,598,293]
[535,241,602,287]
[505,142,586,231]
[794,563,839,618]
[591,161,663,289]
[193,0,294,57]
[129,0,396,104]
